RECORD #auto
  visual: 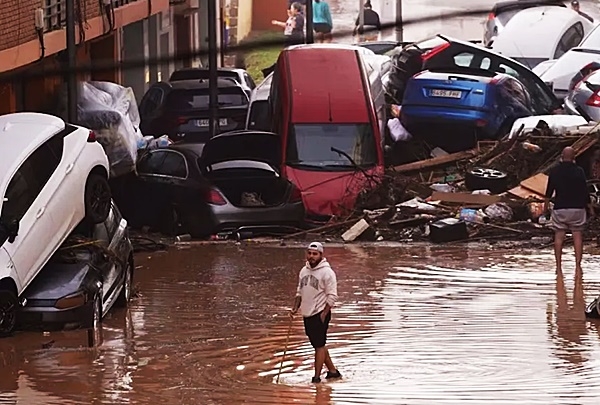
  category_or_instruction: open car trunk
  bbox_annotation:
[206,163,290,207]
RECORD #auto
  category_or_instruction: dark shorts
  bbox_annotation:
[303,310,331,349]
[314,23,332,34]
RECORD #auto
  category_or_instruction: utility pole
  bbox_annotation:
[395,0,403,42]
[66,0,78,123]
[358,0,364,39]
[306,0,314,44]
[208,0,219,138]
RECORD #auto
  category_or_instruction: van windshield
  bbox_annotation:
[286,124,378,169]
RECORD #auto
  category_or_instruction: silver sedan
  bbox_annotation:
[564,69,600,122]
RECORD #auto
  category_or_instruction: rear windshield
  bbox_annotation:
[170,70,239,83]
[495,9,520,26]
[286,124,378,169]
[165,88,248,111]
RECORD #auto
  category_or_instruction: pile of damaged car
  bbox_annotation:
[0,84,139,340]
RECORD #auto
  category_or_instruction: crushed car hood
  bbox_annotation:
[508,115,589,139]
[201,131,281,168]
[23,260,95,300]
[283,165,383,217]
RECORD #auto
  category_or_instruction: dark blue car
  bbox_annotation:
[400,68,535,152]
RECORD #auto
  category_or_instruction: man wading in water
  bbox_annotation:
[544,147,594,272]
[290,242,342,383]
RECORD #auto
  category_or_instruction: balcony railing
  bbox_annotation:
[43,0,66,33]
[42,0,141,33]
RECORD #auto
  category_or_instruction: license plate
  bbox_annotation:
[430,89,462,98]
[195,118,228,127]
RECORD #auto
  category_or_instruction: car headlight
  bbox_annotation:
[55,291,87,310]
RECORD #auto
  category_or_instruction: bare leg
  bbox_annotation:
[314,347,326,378]
[573,230,584,270]
[324,33,333,43]
[554,230,566,272]
[324,347,336,371]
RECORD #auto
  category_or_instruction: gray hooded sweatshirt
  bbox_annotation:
[296,258,338,317]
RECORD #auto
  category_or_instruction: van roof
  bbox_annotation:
[283,47,370,123]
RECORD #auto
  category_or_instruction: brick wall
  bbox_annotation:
[0,0,40,51]
[0,0,103,52]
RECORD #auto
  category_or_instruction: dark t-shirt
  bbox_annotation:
[545,161,590,209]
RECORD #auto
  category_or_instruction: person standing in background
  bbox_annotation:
[571,1,594,23]
[543,147,594,273]
[313,0,333,43]
[353,1,381,42]
[272,2,306,46]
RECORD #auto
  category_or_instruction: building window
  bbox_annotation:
[43,0,66,32]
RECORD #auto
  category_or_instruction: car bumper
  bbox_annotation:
[208,201,305,233]
[18,300,94,330]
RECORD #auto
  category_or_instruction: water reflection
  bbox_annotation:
[1,244,600,403]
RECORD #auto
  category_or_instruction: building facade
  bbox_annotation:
[0,0,226,113]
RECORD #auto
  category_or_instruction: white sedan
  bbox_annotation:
[0,112,111,336]
[538,23,600,99]
[491,6,595,70]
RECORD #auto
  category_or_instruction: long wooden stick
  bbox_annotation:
[276,317,294,384]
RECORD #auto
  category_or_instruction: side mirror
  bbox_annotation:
[0,219,19,244]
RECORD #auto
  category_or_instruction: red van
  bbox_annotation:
[270,44,385,220]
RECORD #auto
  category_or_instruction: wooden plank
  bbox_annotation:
[393,148,479,173]
[430,191,502,205]
[519,173,548,196]
[508,185,544,200]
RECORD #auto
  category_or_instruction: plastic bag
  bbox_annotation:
[76,81,143,178]
[484,203,513,221]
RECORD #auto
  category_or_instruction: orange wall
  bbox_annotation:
[252,0,288,31]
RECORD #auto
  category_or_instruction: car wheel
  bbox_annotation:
[116,261,133,307]
[89,293,103,347]
[0,290,18,338]
[465,168,508,194]
[84,174,112,224]
[159,204,183,236]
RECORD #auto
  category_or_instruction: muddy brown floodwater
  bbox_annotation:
[3,243,600,404]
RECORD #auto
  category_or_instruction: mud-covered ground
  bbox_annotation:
[2,243,600,404]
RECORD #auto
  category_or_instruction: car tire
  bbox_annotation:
[465,168,508,194]
[159,204,183,236]
[0,290,18,338]
[115,260,133,308]
[89,293,103,347]
[84,174,112,224]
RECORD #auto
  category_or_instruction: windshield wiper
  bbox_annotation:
[330,147,370,177]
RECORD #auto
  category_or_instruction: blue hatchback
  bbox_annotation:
[400,68,535,152]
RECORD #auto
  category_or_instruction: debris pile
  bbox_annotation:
[298,121,600,245]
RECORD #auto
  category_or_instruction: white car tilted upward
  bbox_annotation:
[0,112,111,336]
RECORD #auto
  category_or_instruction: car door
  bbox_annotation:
[1,140,62,292]
[139,83,171,136]
[137,149,189,211]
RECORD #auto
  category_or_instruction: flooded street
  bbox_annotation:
[3,244,600,404]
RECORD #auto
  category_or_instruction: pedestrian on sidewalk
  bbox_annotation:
[353,1,381,42]
[272,2,306,46]
[290,242,342,384]
[313,0,333,43]
[544,146,594,272]
[571,1,594,23]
